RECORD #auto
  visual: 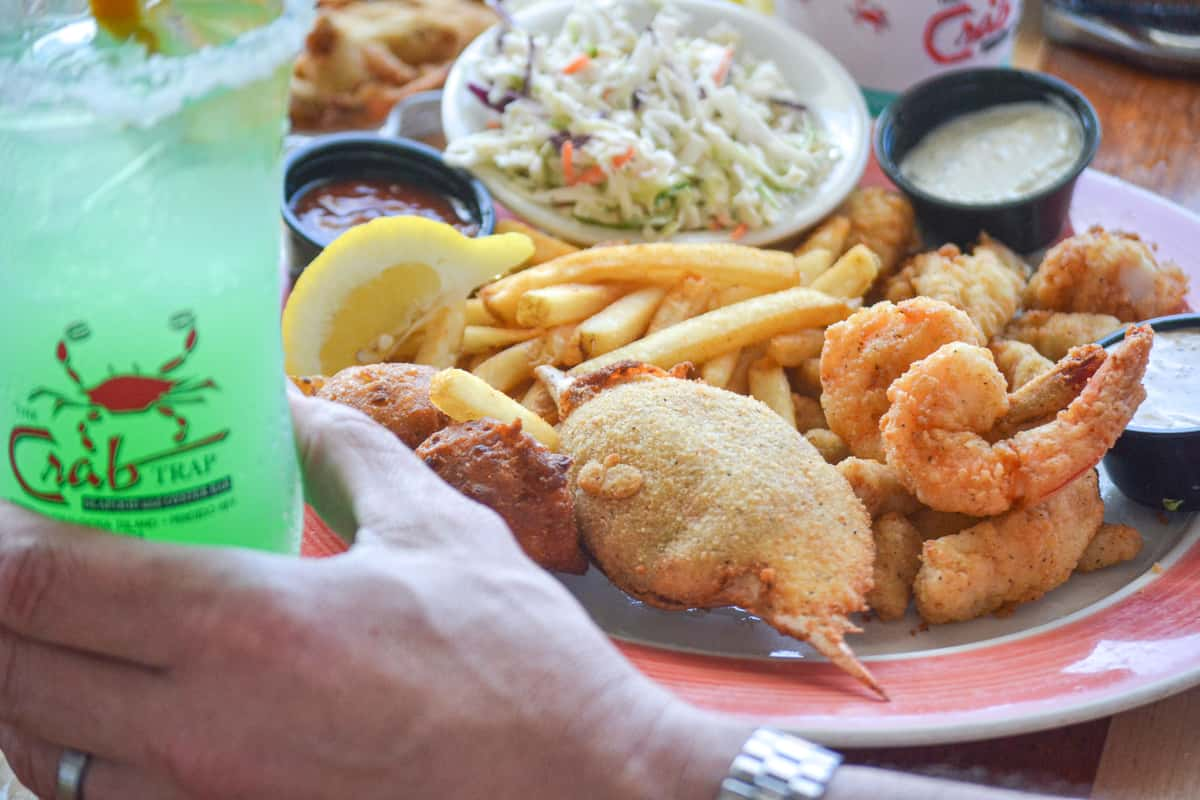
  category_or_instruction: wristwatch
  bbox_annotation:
[716,728,843,799]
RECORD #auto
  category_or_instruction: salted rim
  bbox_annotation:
[0,0,312,125]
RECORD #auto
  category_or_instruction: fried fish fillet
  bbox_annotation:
[884,244,1026,340]
[541,362,882,696]
[913,471,1104,624]
[1027,227,1190,322]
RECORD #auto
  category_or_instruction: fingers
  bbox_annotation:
[0,725,184,800]
[0,501,264,665]
[0,629,163,759]
[289,393,505,550]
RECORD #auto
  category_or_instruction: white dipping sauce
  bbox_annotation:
[899,101,1083,204]
[1128,329,1200,430]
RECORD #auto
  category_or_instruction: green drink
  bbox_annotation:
[0,1,312,552]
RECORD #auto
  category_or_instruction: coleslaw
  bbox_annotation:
[444,1,839,238]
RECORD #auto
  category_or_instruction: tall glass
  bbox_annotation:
[0,0,312,552]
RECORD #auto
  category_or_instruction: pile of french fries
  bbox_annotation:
[393,217,882,460]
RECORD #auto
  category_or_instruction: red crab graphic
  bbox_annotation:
[850,0,889,33]
[29,313,217,443]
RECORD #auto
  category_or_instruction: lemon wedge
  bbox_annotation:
[282,217,533,376]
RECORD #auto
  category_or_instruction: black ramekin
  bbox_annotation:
[1100,314,1200,513]
[875,68,1101,252]
[282,133,495,281]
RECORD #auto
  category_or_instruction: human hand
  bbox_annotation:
[0,393,750,800]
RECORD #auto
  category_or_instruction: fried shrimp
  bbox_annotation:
[993,344,1106,438]
[989,339,1053,391]
[883,244,1025,340]
[880,326,1152,516]
[1003,310,1123,361]
[839,187,916,281]
[837,457,921,519]
[820,298,985,461]
[914,471,1104,624]
[1027,227,1190,322]
[866,513,923,622]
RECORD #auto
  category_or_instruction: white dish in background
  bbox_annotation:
[441,0,869,247]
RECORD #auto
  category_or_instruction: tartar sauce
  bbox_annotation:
[1128,329,1200,430]
[899,101,1083,204]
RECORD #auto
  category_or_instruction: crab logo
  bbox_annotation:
[29,312,218,444]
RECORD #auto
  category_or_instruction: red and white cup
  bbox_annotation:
[776,0,1023,115]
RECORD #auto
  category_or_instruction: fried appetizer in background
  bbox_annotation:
[1003,310,1122,361]
[290,0,495,131]
[914,471,1104,624]
[820,297,984,461]
[883,243,1025,340]
[1027,227,1190,322]
[867,513,923,622]
[416,419,586,575]
[540,362,882,696]
[318,363,450,449]
[838,187,917,281]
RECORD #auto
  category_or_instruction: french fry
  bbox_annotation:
[570,287,855,375]
[464,352,490,372]
[794,248,835,286]
[727,347,763,395]
[805,428,849,464]
[796,214,851,259]
[647,276,713,333]
[792,394,827,432]
[481,244,832,322]
[767,329,825,367]
[496,219,579,266]
[700,349,740,389]
[579,286,667,357]
[461,325,542,354]
[465,297,498,326]
[429,368,559,450]
[414,303,466,369]
[707,285,767,314]
[748,357,797,427]
[809,244,881,299]
[520,381,560,426]
[472,338,541,393]
[515,283,625,328]
[540,324,584,368]
[791,358,824,398]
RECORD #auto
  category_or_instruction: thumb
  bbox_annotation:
[287,390,512,554]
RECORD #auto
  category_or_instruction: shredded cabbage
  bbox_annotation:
[445,0,838,238]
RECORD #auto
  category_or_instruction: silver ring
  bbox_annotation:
[55,748,91,800]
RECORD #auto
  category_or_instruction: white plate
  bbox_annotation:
[441,0,869,247]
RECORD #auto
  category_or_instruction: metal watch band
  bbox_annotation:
[716,728,843,800]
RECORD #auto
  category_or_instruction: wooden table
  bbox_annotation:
[845,4,1200,797]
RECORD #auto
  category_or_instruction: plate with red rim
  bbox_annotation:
[302,166,1200,747]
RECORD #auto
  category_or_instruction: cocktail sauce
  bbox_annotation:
[292,178,480,241]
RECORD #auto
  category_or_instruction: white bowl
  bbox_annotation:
[442,0,870,247]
